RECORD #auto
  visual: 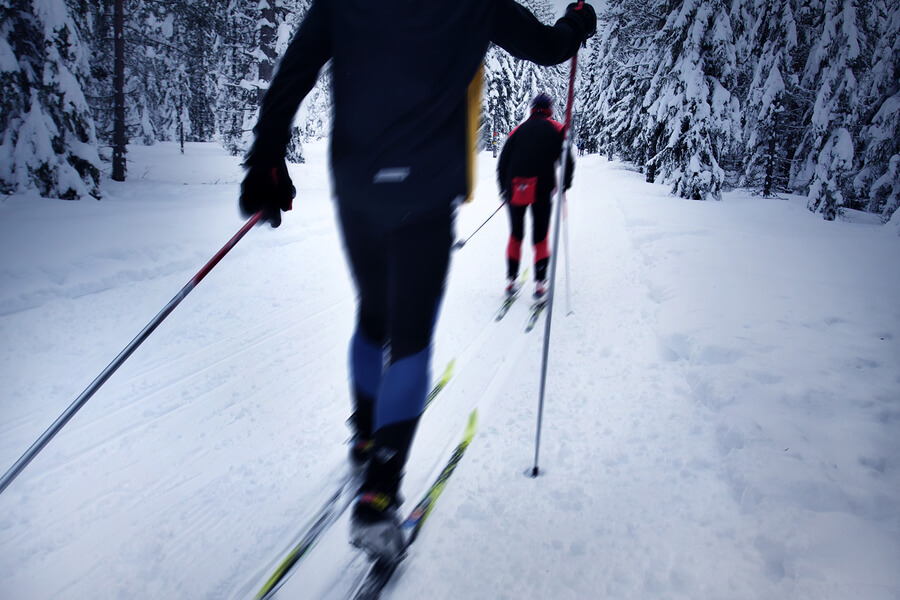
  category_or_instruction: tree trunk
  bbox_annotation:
[257,0,277,106]
[645,125,660,184]
[178,94,185,155]
[763,105,781,198]
[111,0,126,181]
[492,110,497,158]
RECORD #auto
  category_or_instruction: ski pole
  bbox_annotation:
[453,200,507,250]
[562,192,573,315]
[0,210,264,495]
[532,3,582,477]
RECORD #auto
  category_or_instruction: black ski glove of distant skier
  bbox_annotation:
[563,2,597,43]
[239,160,295,228]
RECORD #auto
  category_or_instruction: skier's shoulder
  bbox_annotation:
[520,115,562,136]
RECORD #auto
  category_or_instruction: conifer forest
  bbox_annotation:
[2,0,898,223]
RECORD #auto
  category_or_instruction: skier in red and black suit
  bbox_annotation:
[238,1,595,561]
[498,92,574,301]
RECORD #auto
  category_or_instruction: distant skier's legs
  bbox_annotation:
[506,203,527,285]
[530,197,552,296]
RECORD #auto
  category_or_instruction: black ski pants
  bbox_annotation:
[506,194,552,281]
[338,203,454,438]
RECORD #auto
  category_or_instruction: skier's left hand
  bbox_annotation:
[563,2,597,42]
[239,160,295,228]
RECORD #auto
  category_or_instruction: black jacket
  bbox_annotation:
[248,0,587,223]
[497,113,575,203]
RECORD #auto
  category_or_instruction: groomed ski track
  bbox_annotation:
[2,141,898,599]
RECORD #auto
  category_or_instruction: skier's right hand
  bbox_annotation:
[239,160,296,228]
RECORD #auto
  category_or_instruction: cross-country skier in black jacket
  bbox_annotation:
[238,0,596,561]
[498,92,575,300]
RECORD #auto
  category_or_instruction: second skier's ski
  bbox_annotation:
[525,298,548,333]
[495,292,519,321]
[495,271,528,322]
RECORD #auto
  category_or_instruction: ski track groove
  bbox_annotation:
[129,293,347,403]
[127,294,352,386]
[0,218,334,319]
[10,296,352,496]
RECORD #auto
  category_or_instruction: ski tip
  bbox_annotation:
[465,409,479,436]
[444,358,455,380]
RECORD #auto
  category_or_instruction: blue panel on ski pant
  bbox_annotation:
[374,346,431,429]
[351,329,383,400]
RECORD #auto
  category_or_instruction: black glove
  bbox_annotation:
[563,2,597,43]
[239,160,295,228]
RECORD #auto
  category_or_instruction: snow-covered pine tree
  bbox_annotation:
[579,0,658,162]
[584,0,744,197]
[144,5,195,149]
[293,62,331,143]
[83,3,113,147]
[86,0,197,161]
[742,0,803,196]
[484,43,519,153]
[111,0,126,180]
[574,32,602,154]
[127,0,181,146]
[512,57,543,124]
[794,0,866,220]
[281,0,329,147]
[279,0,313,164]
[219,0,261,156]
[853,0,900,221]
[1,0,101,199]
[560,0,900,224]
[219,0,311,161]
[181,0,225,143]
[0,3,31,194]
[640,0,743,201]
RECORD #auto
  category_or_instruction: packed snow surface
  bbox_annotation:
[1,141,898,599]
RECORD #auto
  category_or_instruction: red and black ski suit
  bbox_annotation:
[497,111,574,282]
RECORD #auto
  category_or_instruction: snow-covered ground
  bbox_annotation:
[1,140,898,600]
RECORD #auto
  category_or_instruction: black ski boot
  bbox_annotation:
[348,400,374,468]
[349,418,418,561]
